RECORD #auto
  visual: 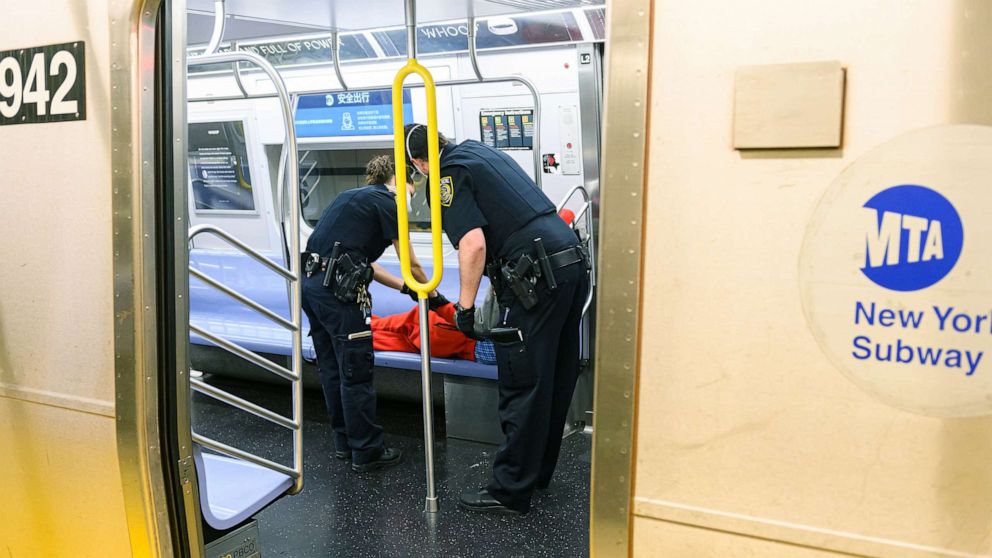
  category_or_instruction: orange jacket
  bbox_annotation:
[371,303,476,361]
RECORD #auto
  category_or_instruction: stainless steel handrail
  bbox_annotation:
[188,50,304,494]
[189,267,297,331]
[193,433,299,479]
[203,0,226,56]
[190,324,299,381]
[188,75,543,188]
[189,224,296,281]
[467,17,484,82]
[556,185,596,317]
[191,378,299,431]
[231,41,250,98]
[331,31,349,91]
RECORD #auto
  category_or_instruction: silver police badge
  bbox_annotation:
[439,176,453,207]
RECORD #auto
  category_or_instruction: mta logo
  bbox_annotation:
[861,185,963,292]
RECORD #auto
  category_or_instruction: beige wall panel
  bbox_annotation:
[0,0,115,408]
[0,398,131,557]
[633,517,853,558]
[636,0,992,556]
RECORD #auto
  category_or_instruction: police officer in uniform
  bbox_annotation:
[303,155,446,472]
[404,124,590,514]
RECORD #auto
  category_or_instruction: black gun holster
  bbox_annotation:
[500,253,540,310]
[329,253,373,303]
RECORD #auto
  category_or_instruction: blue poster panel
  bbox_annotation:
[188,121,255,211]
[295,89,413,138]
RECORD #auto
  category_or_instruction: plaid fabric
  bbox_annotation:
[474,340,498,365]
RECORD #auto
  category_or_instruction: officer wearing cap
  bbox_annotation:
[303,155,447,472]
[404,123,590,514]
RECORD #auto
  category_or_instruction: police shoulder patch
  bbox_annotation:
[439,176,454,207]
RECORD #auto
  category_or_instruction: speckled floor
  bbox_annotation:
[192,375,591,558]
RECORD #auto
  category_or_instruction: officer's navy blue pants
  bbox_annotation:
[301,276,384,465]
[487,259,589,513]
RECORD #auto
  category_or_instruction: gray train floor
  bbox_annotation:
[192,375,591,558]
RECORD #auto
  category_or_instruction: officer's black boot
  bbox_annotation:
[458,488,523,515]
[351,447,403,473]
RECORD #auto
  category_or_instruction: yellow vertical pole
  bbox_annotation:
[392,0,443,514]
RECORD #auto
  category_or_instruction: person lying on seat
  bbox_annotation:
[371,301,497,365]
[370,205,580,366]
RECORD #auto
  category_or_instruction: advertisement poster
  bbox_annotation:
[188,121,255,212]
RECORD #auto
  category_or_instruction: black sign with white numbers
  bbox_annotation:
[0,41,86,126]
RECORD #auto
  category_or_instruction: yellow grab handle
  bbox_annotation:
[393,59,444,299]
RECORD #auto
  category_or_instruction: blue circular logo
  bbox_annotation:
[861,185,963,291]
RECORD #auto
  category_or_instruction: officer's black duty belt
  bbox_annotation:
[490,241,589,310]
[544,246,585,270]
[303,252,333,273]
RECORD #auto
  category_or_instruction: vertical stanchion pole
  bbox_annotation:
[418,297,439,513]
[394,0,443,514]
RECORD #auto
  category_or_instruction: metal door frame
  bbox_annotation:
[588,0,652,556]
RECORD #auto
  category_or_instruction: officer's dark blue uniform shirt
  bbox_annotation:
[436,140,568,260]
[305,184,399,262]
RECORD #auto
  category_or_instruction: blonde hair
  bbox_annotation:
[364,155,394,185]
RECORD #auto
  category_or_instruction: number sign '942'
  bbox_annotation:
[0,41,86,126]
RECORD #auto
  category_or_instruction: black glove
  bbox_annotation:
[400,284,418,303]
[428,291,450,311]
[454,303,481,339]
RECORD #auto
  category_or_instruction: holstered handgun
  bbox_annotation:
[332,254,373,303]
[501,254,539,310]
